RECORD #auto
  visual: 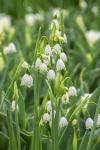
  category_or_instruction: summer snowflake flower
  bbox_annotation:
[53,44,61,54]
[0,14,11,31]
[40,63,47,73]
[60,52,67,62]
[85,118,93,129]
[42,113,51,123]
[45,101,52,112]
[59,117,68,128]
[45,44,52,56]
[56,59,65,71]
[35,58,42,70]
[68,86,77,97]
[11,100,19,112]
[85,30,100,47]
[47,70,55,80]
[97,114,100,127]
[21,74,33,88]
[22,61,29,69]
[61,93,69,104]
[3,42,16,55]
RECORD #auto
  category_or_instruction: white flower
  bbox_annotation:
[61,93,69,104]
[45,101,52,112]
[35,58,42,70]
[85,118,93,129]
[86,30,100,47]
[11,100,19,112]
[56,59,65,71]
[21,74,33,88]
[42,113,51,123]
[3,42,16,55]
[53,44,61,54]
[91,6,98,16]
[50,19,59,30]
[60,52,67,62]
[59,117,68,128]
[97,114,100,127]
[0,14,11,31]
[45,44,52,56]
[25,13,43,27]
[40,63,47,73]
[81,93,91,101]
[68,86,77,97]
[79,0,87,10]
[22,61,29,69]
[47,70,55,80]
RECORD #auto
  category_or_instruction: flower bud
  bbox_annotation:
[22,61,29,69]
[11,100,19,112]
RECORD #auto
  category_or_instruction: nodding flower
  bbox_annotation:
[21,74,33,88]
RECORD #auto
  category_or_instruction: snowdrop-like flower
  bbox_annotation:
[53,44,61,54]
[45,101,52,112]
[91,6,98,16]
[85,30,100,47]
[81,93,91,101]
[0,14,11,31]
[59,117,68,128]
[97,114,100,127]
[68,86,77,97]
[42,113,51,123]
[50,19,59,30]
[40,63,47,73]
[3,42,16,55]
[85,118,93,129]
[60,52,67,62]
[25,14,34,26]
[47,70,55,80]
[45,44,52,56]
[79,0,87,10]
[22,61,29,69]
[61,93,69,104]
[11,100,19,112]
[35,58,42,70]
[56,59,65,71]
[21,74,33,88]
